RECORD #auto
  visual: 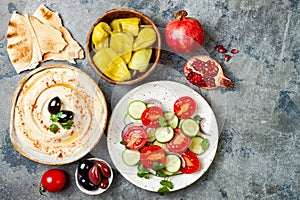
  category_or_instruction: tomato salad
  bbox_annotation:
[120,96,209,179]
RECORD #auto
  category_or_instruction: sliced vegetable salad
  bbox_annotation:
[120,96,210,184]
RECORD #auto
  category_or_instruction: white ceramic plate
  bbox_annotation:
[107,81,219,192]
[10,64,108,165]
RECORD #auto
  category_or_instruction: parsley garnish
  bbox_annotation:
[49,124,58,134]
[50,112,62,122]
[137,163,151,179]
[60,120,73,130]
[158,116,167,127]
[193,115,202,122]
[158,179,173,195]
[49,112,74,133]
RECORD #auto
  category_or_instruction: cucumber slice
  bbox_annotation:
[180,118,200,137]
[188,136,210,154]
[154,126,174,143]
[124,113,141,125]
[164,111,179,128]
[146,128,156,142]
[163,169,175,176]
[122,149,140,166]
[165,154,181,173]
[127,100,146,120]
[153,141,169,152]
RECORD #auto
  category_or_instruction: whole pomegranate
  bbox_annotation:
[165,10,204,53]
[183,55,233,90]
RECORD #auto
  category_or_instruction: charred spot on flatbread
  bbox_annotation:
[6,12,39,73]
[40,6,54,21]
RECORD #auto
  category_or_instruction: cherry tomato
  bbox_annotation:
[166,128,191,154]
[140,145,166,169]
[122,126,147,150]
[41,169,66,192]
[141,106,164,128]
[174,96,196,119]
[180,150,201,174]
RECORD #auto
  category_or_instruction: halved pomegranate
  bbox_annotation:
[183,55,233,90]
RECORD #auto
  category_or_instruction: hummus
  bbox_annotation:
[10,64,107,165]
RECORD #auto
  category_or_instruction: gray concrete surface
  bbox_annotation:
[0,0,299,199]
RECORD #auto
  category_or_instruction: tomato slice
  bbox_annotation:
[122,126,147,150]
[141,106,163,128]
[140,145,166,169]
[166,128,191,154]
[174,96,196,119]
[180,149,201,174]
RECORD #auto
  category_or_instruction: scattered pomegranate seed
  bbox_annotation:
[231,49,239,54]
[224,54,231,62]
[216,45,223,51]
[218,47,227,53]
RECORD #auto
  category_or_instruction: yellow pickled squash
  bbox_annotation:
[94,39,109,50]
[93,48,131,81]
[110,32,134,63]
[110,17,140,36]
[128,48,152,72]
[92,22,111,50]
[133,27,156,51]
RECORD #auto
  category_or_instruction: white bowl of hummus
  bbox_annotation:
[9,64,108,165]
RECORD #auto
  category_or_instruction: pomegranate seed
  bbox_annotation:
[218,47,227,53]
[216,45,223,51]
[224,54,231,62]
[231,49,239,54]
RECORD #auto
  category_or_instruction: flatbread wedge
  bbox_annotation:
[33,4,84,62]
[7,12,41,73]
[26,14,67,55]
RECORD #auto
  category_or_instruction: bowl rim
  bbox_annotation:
[86,8,161,85]
[75,158,114,195]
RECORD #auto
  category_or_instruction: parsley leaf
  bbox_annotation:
[193,115,202,123]
[137,172,151,179]
[50,112,62,122]
[202,138,209,150]
[152,162,165,171]
[158,116,167,127]
[158,186,170,195]
[60,120,73,129]
[50,124,58,134]
[160,180,173,189]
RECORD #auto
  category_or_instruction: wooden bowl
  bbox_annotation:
[86,8,161,85]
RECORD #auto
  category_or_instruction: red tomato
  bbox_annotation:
[122,126,147,150]
[166,128,191,154]
[41,169,66,192]
[140,145,166,169]
[180,150,201,174]
[174,96,196,119]
[141,106,163,128]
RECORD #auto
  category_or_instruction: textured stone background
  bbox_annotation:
[0,0,299,199]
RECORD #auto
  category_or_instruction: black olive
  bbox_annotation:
[48,96,61,114]
[58,110,74,123]
[78,176,98,191]
[78,160,92,176]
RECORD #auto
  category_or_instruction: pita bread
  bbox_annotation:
[7,12,41,73]
[33,4,84,62]
[26,14,67,55]
[7,5,84,73]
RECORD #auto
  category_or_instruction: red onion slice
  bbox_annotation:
[144,98,163,108]
[121,122,144,137]
[199,118,211,136]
